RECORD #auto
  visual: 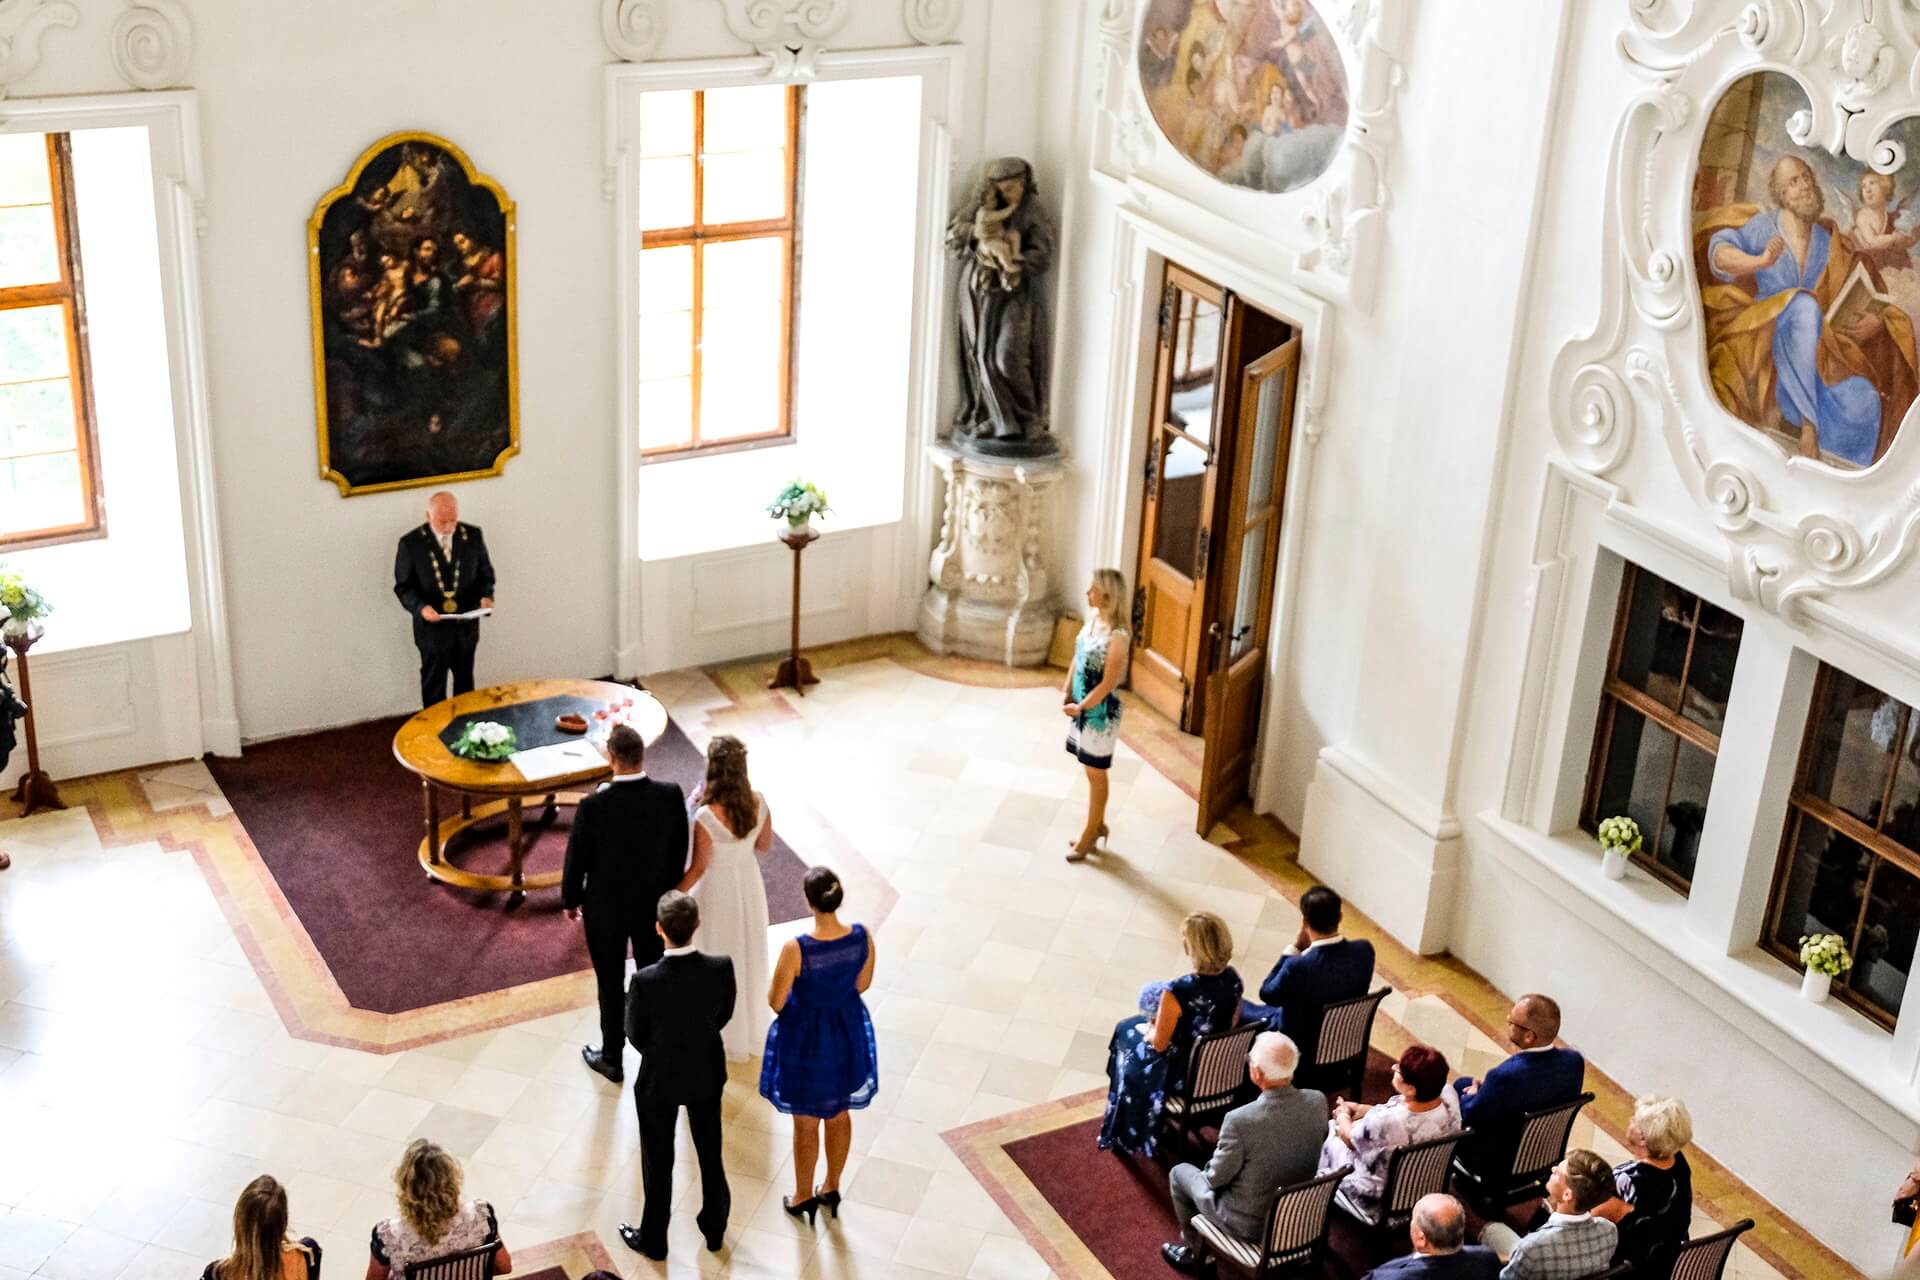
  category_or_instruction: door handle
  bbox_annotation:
[1208,621,1225,668]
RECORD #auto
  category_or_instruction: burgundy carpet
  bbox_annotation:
[205,714,810,1014]
[1003,1049,1415,1280]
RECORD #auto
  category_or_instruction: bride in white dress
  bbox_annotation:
[677,736,774,1062]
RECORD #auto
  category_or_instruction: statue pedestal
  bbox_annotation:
[917,442,1064,667]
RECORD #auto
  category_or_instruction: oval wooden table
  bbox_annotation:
[392,679,668,906]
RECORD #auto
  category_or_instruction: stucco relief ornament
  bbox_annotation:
[110,0,193,91]
[1834,21,1895,104]
[0,0,79,99]
[601,0,666,61]
[903,0,963,45]
[712,0,851,78]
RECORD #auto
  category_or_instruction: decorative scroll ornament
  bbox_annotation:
[601,0,665,61]
[110,0,192,90]
[903,0,962,45]
[0,0,79,98]
[712,0,852,78]
[1551,0,1920,625]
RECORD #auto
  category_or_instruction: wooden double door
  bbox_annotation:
[1131,263,1299,831]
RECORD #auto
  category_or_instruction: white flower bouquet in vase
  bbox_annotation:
[1797,932,1852,1003]
[767,479,830,534]
[451,719,517,762]
[0,566,53,645]
[1596,814,1641,881]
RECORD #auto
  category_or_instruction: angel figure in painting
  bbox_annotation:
[1846,171,1920,274]
[947,157,1056,458]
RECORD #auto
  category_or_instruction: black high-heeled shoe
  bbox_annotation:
[782,1195,819,1225]
[816,1188,842,1219]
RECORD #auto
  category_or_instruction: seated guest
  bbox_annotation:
[368,1139,512,1279]
[1482,1150,1618,1280]
[1453,994,1585,1182]
[1319,1045,1461,1219]
[1593,1094,1694,1273]
[1098,911,1243,1157]
[1242,885,1375,1055]
[1160,1031,1328,1275]
[1363,1194,1499,1278]
[201,1175,320,1280]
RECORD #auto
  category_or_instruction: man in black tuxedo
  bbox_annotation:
[393,490,496,708]
[619,890,735,1260]
[562,723,687,1084]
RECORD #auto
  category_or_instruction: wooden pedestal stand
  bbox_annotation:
[769,525,821,695]
[5,628,65,816]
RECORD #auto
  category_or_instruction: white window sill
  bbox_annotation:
[1474,811,1920,1137]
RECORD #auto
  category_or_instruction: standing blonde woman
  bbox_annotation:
[1063,568,1131,861]
[200,1175,319,1280]
[367,1139,511,1279]
[678,734,775,1062]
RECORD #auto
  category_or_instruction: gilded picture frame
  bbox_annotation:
[308,131,519,497]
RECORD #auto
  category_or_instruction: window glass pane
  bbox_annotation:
[700,349,780,441]
[1614,570,1693,710]
[1153,432,1207,577]
[701,236,782,440]
[639,91,694,158]
[1885,709,1920,855]
[0,305,71,383]
[703,237,781,306]
[0,134,51,204]
[0,376,77,458]
[1771,813,1867,959]
[1657,739,1715,884]
[1851,856,1920,1019]
[0,450,82,538]
[637,310,691,380]
[0,205,60,289]
[1680,602,1744,736]
[638,245,692,314]
[1803,671,1898,826]
[703,86,789,152]
[1593,703,1675,851]
[638,157,694,232]
[638,376,692,451]
[702,150,787,225]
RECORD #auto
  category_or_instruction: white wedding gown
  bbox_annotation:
[690,795,774,1062]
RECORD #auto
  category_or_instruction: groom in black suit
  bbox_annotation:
[621,891,735,1260]
[562,723,687,1084]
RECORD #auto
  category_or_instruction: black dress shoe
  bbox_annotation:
[1161,1242,1211,1275]
[703,1229,724,1253]
[617,1223,666,1261]
[581,1045,623,1083]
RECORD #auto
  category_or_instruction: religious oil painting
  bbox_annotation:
[1136,0,1349,195]
[1694,72,1920,469]
[309,133,518,496]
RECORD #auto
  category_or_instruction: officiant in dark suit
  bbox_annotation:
[393,490,495,708]
[563,724,688,1085]
[620,890,735,1260]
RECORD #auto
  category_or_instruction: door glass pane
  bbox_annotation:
[638,157,693,231]
[1851,856,1920,1019]
[1613,570,1693,710]
[0,134,53,204]
[1657,739,1715,883]
[1803,671,1898,826]
[1229,520,1267,660]
[1246,365,1287,509]
[0,377,77,458]
[1153,432,1207,577]
[0,305,70,383]
[0,450,82,537]
[0,205,60,289]
[1680,603,1743,737]
[1592,703,1674,850]
[1772,814,1867,956]
[1885,709,1920,855]
[1166,290,1219,444]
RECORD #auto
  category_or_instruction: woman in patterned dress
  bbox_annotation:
[1099,912,1243,1157]
[367,1140,511,1279]
[1063,568,1130,862]
[1317,1045,1461,1218]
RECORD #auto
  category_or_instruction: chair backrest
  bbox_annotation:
[1183,1022,1263,1112]
[1309,987,1390,1069]
[1668,1219,1754,1280]
[1260,1165,1347,1267]
[1508,1092,1594,1182]
[404,1240,498,1280]
[1379,1129,1470,1227]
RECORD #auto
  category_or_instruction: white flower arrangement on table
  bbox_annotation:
[0,566,52,640]
[766,479,830,527]
[451,719,517,761]
[1596,814,1642,857]
[1799,932,1853,977]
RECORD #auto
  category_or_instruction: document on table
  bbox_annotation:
[509,740,604,783]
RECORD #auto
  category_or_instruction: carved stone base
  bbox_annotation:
[917,443,1065,667]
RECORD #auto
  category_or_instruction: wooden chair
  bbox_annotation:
[1451,1091,1594,1211]
[1160,1022,1264,1156]
[1657,1219,1755,1280]
[406,1240,500,1280]
[1293,987,1390,1101]
[1332,1128,1470,1235]
[1191,1165,1348,1277]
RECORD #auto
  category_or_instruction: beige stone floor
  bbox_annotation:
[0,656,1797,1278]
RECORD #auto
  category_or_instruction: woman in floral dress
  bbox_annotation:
[1063,568,1130,862]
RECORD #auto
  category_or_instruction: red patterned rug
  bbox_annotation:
[205,713,809,1015]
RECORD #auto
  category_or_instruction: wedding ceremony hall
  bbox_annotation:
[2,1,1918,1279]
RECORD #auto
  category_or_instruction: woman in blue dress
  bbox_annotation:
[1099,911,1243,1157]
[1063,568,1130,862]
[761,865,878,1223]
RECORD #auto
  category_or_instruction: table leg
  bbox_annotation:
[506,796,525,909]
[423,780,442,868]
[461,794,472,819]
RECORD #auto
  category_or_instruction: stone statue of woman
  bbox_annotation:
[947,157,1056,457]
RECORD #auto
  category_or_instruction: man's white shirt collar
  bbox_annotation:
[609,772,647,784]
[662,944,696,957]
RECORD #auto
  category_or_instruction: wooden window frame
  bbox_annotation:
[1581,563,1737,894]
[1762,666,1920,1030]
[0,132,105,550]
[639,85,801,461]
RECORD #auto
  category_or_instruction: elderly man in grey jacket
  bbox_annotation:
[1161,1031,1329,1274]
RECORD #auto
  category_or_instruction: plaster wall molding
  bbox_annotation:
[110,0,192,91]
[0,0,79,99]
[600,0,666,62]
[711,0,852,78]
[903,0,962,45]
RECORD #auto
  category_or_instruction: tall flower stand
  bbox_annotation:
[769,525,821,695]
[5,628,65,817]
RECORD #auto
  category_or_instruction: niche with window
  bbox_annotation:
[1582,564,1745,890]
[1766,667,1920,1027]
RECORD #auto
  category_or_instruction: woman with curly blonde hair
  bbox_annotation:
[678,734,775,1061]
[367,1139,511,1279]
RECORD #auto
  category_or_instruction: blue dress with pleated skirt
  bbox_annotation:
[759,924,879,1118]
